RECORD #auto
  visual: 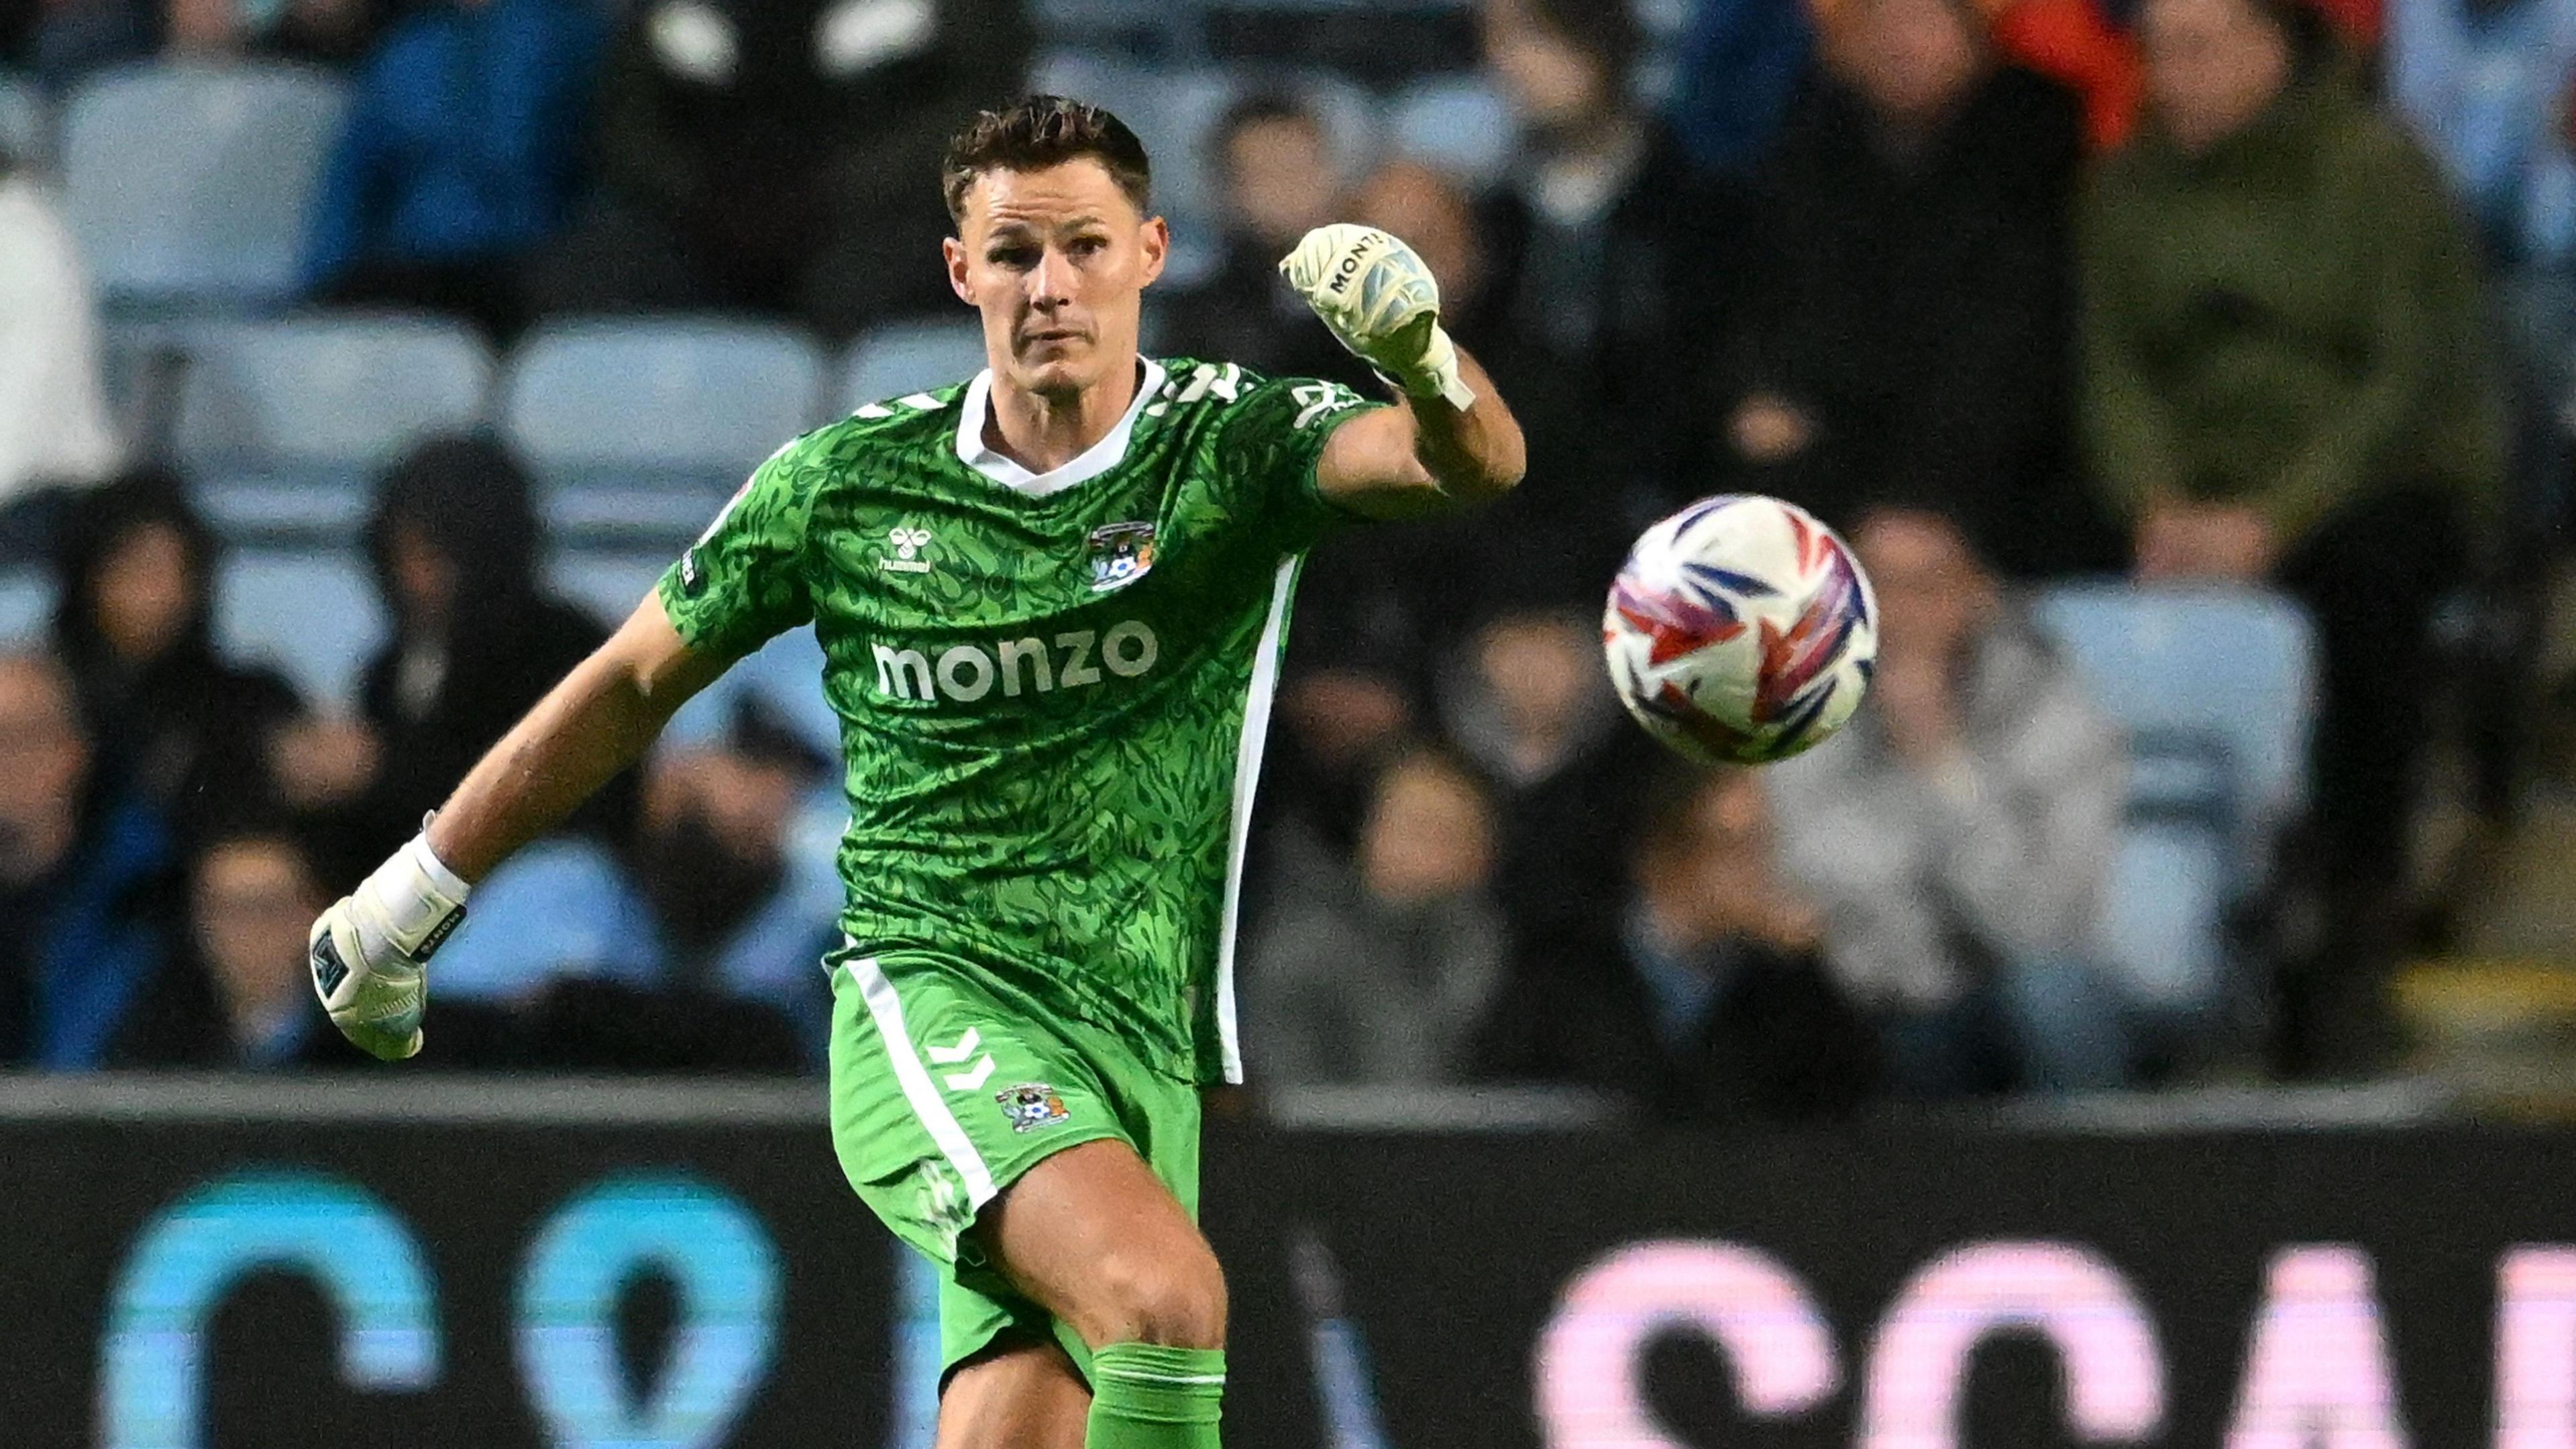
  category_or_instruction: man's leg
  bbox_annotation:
[977,1138,1228,1449]
[936,1337,1091,1449]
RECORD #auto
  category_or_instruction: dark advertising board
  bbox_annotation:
[5,1078,2572,1448]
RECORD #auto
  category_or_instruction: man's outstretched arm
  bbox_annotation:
[310,593,731,1059]
[1279,224,1527,520]
[426,595,727,878]
[1313,343,1525,520]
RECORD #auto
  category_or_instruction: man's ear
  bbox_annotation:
[1138,216,1170,289]
[943,235,973,305]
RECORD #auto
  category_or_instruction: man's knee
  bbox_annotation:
[1080,1240,1228,1349]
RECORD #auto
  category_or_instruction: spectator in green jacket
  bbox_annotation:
[2080,0,2506,1077]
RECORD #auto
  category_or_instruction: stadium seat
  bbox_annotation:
[214,549,383,706]
[664,624,840,762]
[171,315,494,473]
[1028,54,1236,244]
[1386,76,1515,191]
[0,567,50,644]
[0,70,47,168]
[502,318,826,484]
[192,472,373,544]
[841,319,989,409]
[60,62,348,307]
[2031,584,2318,1014]
[545,549,671,631]
[539,481,735,553]
[427,837,667,1002]
[1281,68,1382,184]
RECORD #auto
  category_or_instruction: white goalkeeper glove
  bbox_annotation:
[308,824,471,1061]
[1279,224,1477,411]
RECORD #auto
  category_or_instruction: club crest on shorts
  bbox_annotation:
[996,1082,1071,1133]
[1086,521,1157,593]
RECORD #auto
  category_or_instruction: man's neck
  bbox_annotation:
[984,357,1145,476]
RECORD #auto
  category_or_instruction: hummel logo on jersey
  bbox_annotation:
[880,527,934,574]
[873,622,1159,703]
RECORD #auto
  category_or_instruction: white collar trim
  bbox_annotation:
[953,358,1168,498]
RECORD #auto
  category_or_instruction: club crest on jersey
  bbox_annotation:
[881,527,934,574]
[1086,521,1157,593]
[996,1083,1071,1134]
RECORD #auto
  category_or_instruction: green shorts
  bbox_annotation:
[824,944,1203,1384]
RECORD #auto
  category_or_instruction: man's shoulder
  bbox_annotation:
[1146,355,1372,437]
[1144,356,1268,412]
[759,386,970,487]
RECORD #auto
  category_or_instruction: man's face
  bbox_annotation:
[1637,769,1774,930]
[193,841,322,1015]
[2143,0,2292,154]
[1350,162,1485,307]
[1474,613,1595,742]
[1485,9,1613,137]
[386,521,459,633]
[93,523,197,667]
[1838,0,1982,125]
[1224,117,1335,250]
[1854,509,1996,665]
[0,657,87,826]
[945,160,1169,400]
[1359,757,1496,907]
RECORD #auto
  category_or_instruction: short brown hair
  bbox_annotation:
[942,95,1154,225]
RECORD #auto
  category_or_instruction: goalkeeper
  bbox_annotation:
[309,95,1525,1448]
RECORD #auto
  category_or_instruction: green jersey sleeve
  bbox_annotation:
[657,440,819,658]
[1212,373,1382,550]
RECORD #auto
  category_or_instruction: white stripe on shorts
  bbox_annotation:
[847,953,998,1209]
[1093,1368,1230,1386]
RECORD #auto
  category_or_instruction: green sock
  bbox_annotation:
[1086,1342,1225,1448]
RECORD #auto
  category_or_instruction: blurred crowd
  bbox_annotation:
[2,0,2571,1118]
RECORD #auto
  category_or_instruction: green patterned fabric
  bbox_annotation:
[660,358,1380,1083]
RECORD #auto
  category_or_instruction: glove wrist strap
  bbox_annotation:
[1420,368,1477,411]
[405,830,471,902]
[358,830,471,957]
[1381,327,1477,412]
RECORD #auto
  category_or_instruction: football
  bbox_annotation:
[1602,494,1879,766]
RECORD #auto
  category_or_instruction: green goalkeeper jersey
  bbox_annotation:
[658,357,1380,1085]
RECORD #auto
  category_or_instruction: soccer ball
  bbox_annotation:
[1602,494,1878,766]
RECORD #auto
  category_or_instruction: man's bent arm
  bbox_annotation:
[1316,343,1527,521]
[425,592,731,881]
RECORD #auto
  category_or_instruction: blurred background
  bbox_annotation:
[6,0,2576,1441]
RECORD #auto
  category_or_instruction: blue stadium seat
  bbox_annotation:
[664,624,839,762]
[841,319,989,409]
[427,837,666,1002]
[215,549,383,706]
[0,71,48,168]
[544,549,671,631]
[1280,68,1381,184]
[192,471,373,543]
[1386,76,1515,191]
[1028,54,1236,251]
[0,567,50,644]
[502,318,826,484]
[172,315,494,472]
[61,63,348,307]
[539,481,733,553]
[2030,585,2318,1016]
